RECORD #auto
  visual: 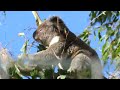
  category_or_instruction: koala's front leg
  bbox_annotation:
[17,48,60,72]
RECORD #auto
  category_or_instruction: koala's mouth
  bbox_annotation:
[34,37,45,45]
[34,36,40,42]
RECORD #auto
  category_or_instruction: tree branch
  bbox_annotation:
[32,11,42,26]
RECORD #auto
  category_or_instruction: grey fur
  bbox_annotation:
[18,16,103,79]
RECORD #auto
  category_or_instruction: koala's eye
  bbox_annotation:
[39,29,42,31]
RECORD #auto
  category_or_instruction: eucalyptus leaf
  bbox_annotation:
[57,75,66,79]
[18,32,25,37]
[20,40,28,54]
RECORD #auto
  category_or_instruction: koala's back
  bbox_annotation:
[64,37,103,79]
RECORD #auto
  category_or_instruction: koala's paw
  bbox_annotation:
[18,54,28,60]
[67,67,76,73]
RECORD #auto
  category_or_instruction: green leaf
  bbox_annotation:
[57,75,66,79]
[20,40,28,54]
[115,45,120,56]
[98,32,102,40]
[110,30,115,36]
[107,29,114,37]
[98,27,104,41]
[104,35,109,41]
[78,33,84,38]
[14,64,24,78]
[102,51,109,61]
[102,42,109,54]
[44,69,54,79]
[30,69,40,79]
[119,11,120,14]
[102,11,106,15]
[18,32,25,37]
[9,65,23,79]
[39,71,45,79]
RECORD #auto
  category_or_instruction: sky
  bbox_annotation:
[0,11,116,78]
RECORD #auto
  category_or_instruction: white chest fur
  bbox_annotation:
[49,36,60,46]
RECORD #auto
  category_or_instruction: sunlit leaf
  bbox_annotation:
[102,11,106,15]
[57,75,66,79]
[102,51,109,61]
[20,40,28,54]
[102,42,109,54]
[18,32,25,37]
[115,45,120,56]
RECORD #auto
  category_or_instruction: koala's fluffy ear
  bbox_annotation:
[48,16,69,35]
[49,16,63,24]
[49,16,68,30]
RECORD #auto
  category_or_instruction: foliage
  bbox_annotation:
[79,11,120,62]
[81,11,120,78]
[9,66,23,79]
[78,29,91,45]
[89,11,120,62]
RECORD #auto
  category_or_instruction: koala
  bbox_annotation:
[18,16,103,79]
[0,47,13,79]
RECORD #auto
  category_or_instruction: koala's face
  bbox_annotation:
[33,16,59,46]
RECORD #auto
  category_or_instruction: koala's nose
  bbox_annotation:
[33,31,36,39]
[33,31,38,41]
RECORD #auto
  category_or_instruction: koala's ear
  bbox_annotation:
[49,16,63,24]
